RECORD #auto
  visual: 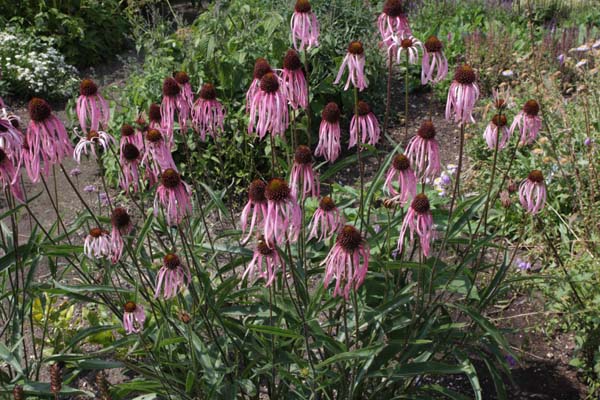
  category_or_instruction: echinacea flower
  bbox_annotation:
[144,129,176,173]
[119,143,142,192]
[120,123,144,151]
[445,65,480,125]
[122,301,145,334]
[349,100,380,148]
[289,145,320,199]
[281,50,309,110]
[483,114,510,150]
[155,253,191,300]
[421,35,448,85]
[492,85,514,110]
[322,225,369,299]
[161,77,191,137]
[519,170,546,214]
[388,34,422,65]
[377,0,411,46]
[241,179,268,243]
[0,116,23,161]
[0,148,23,202]
[405,121,441,180]
[290,0,320,51]
[334,41,368,91]
[24,98,73,183]
[511,100,542,145]
[383,153,417,205]
[174,71,194,108]
[154,168,193,226]
[192,83,226,141]
[397,194,434,257]
[76,79,110,133]
[263,178,302,245]
[111,207,133,264]
[308,196,344,242]
[242,237,284,286]
[83,227,111,259]
[148,103,163,131]
[248,72,289,140]
[73,129,115,163]
[246,58,273,113]
[315,102,342,163]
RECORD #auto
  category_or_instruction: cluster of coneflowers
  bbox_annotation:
[0,0,549,335]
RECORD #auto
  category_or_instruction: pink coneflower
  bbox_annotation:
[421,36,448,85]
[83,227,111,259]
[322,225,369,299]
[349,101,380,148]
[334,41,367,91]
[120,123,144,150]
[0,117,23,160]
[511,100,542,145]
[73,130,115,163]
[483,114,510,150]
[154,168,193,226]
[241,179,268,243]
[144,129,176,172]
[378,0,411,45]
[122,301,145,334]
[110,207,133,264]
[242,237,284,286]
[76,79,110,133]
[290,0,320,51]
[246,58,273,112]
[155,253,191,300]
[519,170,546,214]
[315,102,342,163]
[397,193,434,257]
[148,103,163,130]
[192,83,225,141]
[174,71,194,108]
[383,154,417,205]
[24,98,73,183]
[119,143,141,192]
[492,85,514,110]
[405,121,441,180]
[0,148,23,202]
[289,145,320,199]
[388,35,422,65]
[263,178,302,245]
[282,50,309,110]
[248,72,289,140]
[445,65,480,125]
[161,77,191,136]
[308,196,344,242]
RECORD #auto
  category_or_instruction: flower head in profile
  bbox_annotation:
[73,129,114,163]
[282,50,308,110]
[248,72,289,140]
[241,179,268,243]
[161,76,191,136]
[398,194,434,257]
[120,123,144,151]
[76,79,110,133]
[308,196,344,242]
[119,143,142,192]
[155,253,191,300]
[483,114,510,150]
[110,207,133,264]
[144,128,176,174]
[243,236,284,286]
[263,178,302,245]
[289,145,320,199]
[122,301,145,334]
[148,103,162,131]
[174,71,194,108]
[0,148,24,202]
[83,227,111,259]
[246,58,273,112]
[421,35,448,85]
[383,153,417,206]
[192,83,226,141]
[511,100,542,145]
[322,225,370,299]
[519,170,546,214]
[0,115,23,161]
[492,85,514,111]
[334,41,367,91]
[377,0,411,46]
[388,34,422,65]
[349,100,380,148]
[290,0,320,51]
[154,168,193,226]
[405,121,441,180]
[315,102,342,163]
[445,65,480,125]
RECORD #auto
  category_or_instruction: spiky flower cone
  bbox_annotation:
[50,363,62,397]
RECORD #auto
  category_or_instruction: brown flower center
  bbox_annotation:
[336,225,362,252]
[400,38,413,49]
[257,238,274,255]
[495,99,506,110]
[411,193,430,213]
[253,58,272,80]
[528,170,544,183]
[248,179,267,202]
[424,36,443,53]
[199,83,217,100]
[89,227,104,238]
[174,71,190,85]
[122,143,140,161]
[294,145,312,164]
[523,100,540,116]
[161,168,181,188]
[164,253,180,269]
[357,101,371,116]
[284,50,303,71]
[121,124,135,137]
[322,102,341,123]
[163,77,180,97]
[319,196,336,211]
[393,154,410,171]
[146,129,162,143]
[28,98,52,122]
[492,114,507,127]
[454,65,476,85]
[417,121,436,139]
[383,0,404,17]
[124,301,137,313]
[295,0,311,12]
[260,72,280,93]
[111,207,131,229]
[86,130,99,141]
[149,104,162,123]
[79,79,98,96]
[348,41,364,55]
[265,178,290,202]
